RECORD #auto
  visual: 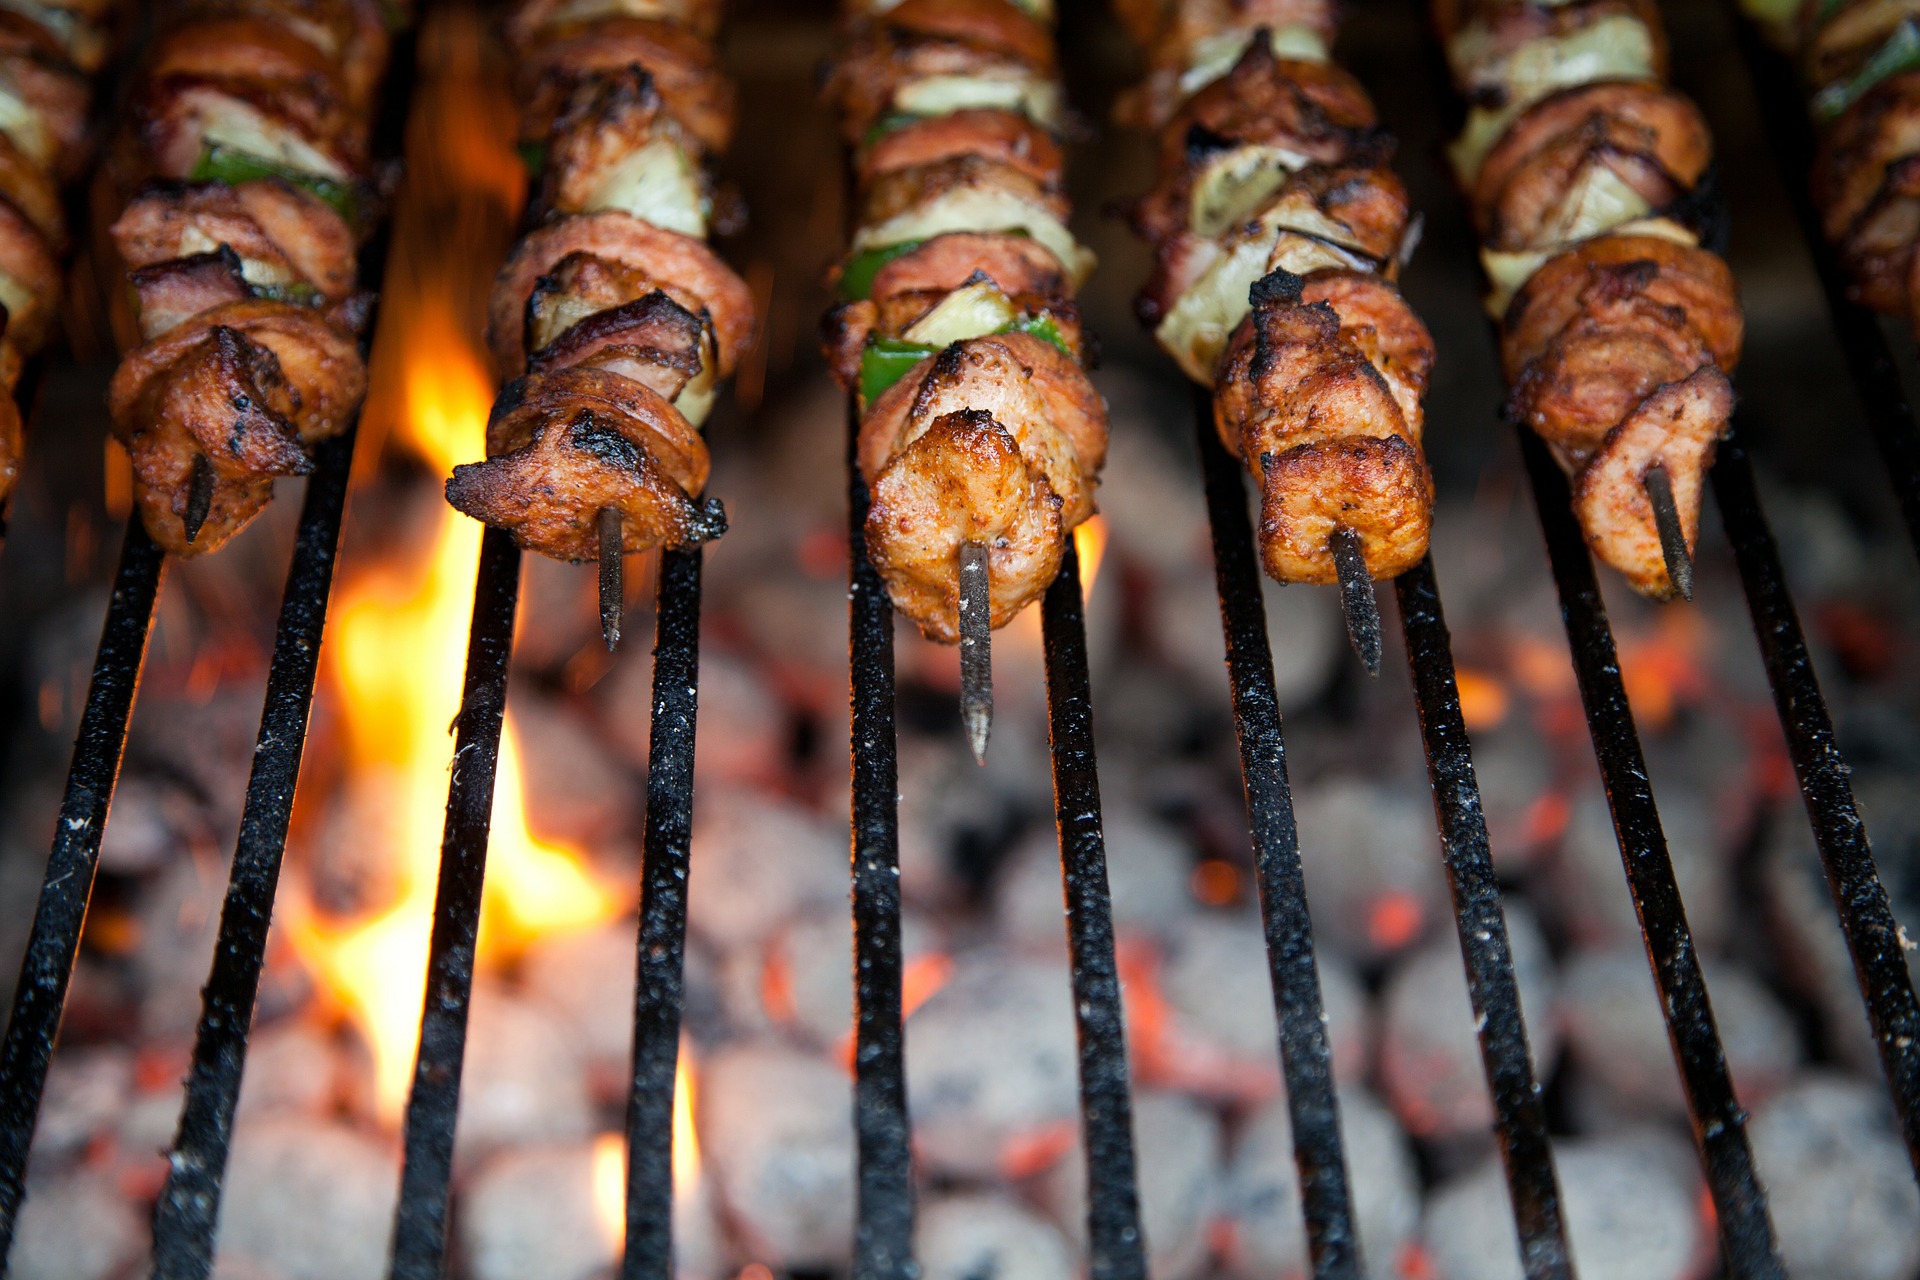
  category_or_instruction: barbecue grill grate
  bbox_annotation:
[0,6,1916,1279]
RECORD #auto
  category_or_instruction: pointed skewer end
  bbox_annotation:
[183,453,214,546]
[1328,525,1382,676]
[958,539,993,766]
[598,505,623,651]
[1643,463,1694,602]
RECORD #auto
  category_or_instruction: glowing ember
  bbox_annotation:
[1453,666,1509,730]
[1075,515,1108,598]
[284,4,621,1125]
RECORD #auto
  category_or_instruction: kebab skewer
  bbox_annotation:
[1115,6,1437,670]
[821,0,1111,759]
[1743,0,1920,340]
[1435,0,1744,599]
[0,0,118,513]
[441,3,753,650]
[97,0,405,556]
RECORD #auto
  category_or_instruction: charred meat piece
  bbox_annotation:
[859,108,1064,188]
[507,0,723,47]
[1814,68,1920,317]
[825,0,1059,144]
[111,178,359,302]
[128,247,255,340]
[519,16,735,153]
[445,365,722,560]
[1155,39,1377,172]
[542,62,711,235]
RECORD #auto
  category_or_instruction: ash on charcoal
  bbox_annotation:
[895,732,1042,907]
[505,688,634,845]
[1093,369,1208,579]
[686,787,846,953]
[460,1143,613,1280]
[519,920,724,1088]
[1377,902,1556,1149]
[764,905,941,1049]
[919,1190,1077,1280]
[996,807,1193,950]
[214,1115,399,1280]
[1749,1073,1920,1280]
[1220,1085,1419,1280]
[1423,1130,1708,1280]
[97,773,215,874]
[1462,720,1557,874]
[700,1040,855,1269]
[1041,1089,1221,1280]
[1144,909,1372,1100]
[1294,779,1448,963]
[1153,566,1342,714]
[10,1170,144,1280]
[133,851,230,1039]
[1548,792,1728,952]
[905,952,1080,1179]
[454,983,595,1161]
[306,769,414,916]
[234,1020,344,1120]
[596,645,791,785]
[1556,947,1800,1126]
[31,1044,132,1166]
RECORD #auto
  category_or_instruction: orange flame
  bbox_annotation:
[593,1050,701,1248]
[286,3,620,1125]
[1075,515,1108,601]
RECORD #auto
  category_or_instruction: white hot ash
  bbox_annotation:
[1293,779,1450,964]
[1748,1073,1920,1280]
[917,1191,1078,1280]
[594,644,791,787]
[10,1170,145,1280]
[1139,909,1372,1101]
[1040,1089,1223,1280]
[685,788,848,954]
[994,806,1195,951]
[1377,901,1557,1149]
[453,983,595,1164]
[905,951,1081,1180]
[699,1040,855,1270]
[1422,1130,1710,1280]
[1218,1086,1420,1280]
[1555,946,1800,1126]
[1546,793,1729,954]
[213,1115,400,1280]
[761,905,942,1050]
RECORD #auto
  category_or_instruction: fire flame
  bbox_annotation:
[286,3,621,1125]
[593,1050,702,1248]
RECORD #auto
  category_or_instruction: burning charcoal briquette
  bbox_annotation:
[1378,902,1556,1148]
[996,807,1193,950]
[1422,1130,1708,1280]
[1219,1086,1419,1280]
[1041,1090,1222,1280]
[686,788,846,952]
[1549,792,1728,952]
[896,727,1050,908]
[10,1171,144,1280]
[1295,779,1449,963]
[1144,909,1371,1100]
[32,1045,133,1164]
[701,1040,855,1269]
[905,952,1080,1179]
[1557,947,1799,1125]
[1749,1074,1920,1280]
[917,1191,1078,1280]
[505,689,634,844]
[597,646,790,785]
[133,852,230,1038]
[460,1140,724,1280]
[763,905,941,1049]
[214,1116,399,1280]
[454,983,595,1161]
[97,774,213,874]
[1154,565,1342,712]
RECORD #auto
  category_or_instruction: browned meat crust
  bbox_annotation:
[1155,40,1376,171]
[110,178,359,302]
[1472,80,1712,250]
[1814,69,1920,317]
[824,0,1055,144]
[518,16,735,153]
[859,108,1064,187]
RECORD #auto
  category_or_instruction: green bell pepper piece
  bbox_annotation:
[837,239,926,301]
[189,145,361,226]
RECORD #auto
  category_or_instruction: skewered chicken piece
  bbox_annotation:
[98,0,404,555]
[1743,0,1920,333]
[442,0,753,649]
[0,0,116,512]
[1116,11,1434,669]
[1434,0,1743,599]
[823,0,1110,758]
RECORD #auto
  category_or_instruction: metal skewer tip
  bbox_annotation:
[598,505,623,651]
[1329,524,1382,677]
[183,453,214,545]
[1643,463,1693,602]
[958,539,993,765]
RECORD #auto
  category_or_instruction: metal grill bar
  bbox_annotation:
[0,520,165,1259]
[844,410,914,1280]
[1393,558,1574,1280]
[386,526,522,1280]
[622,540,704,1280]
[149,426,360,1278]
[1710,433,1920,1173]
[1518,426,1786,1278]
[1039,539,1147,1280]
[1731,21,1920,568]
[1190,398,1362,1280]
